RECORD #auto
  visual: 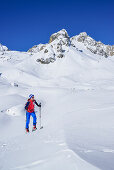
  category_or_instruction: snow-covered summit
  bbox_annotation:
[28,29,70,54]
[28,29,70,64]
[49,29,70,45]
[28,29,114,61]
[71,32,114,57]
[0,43,8,52]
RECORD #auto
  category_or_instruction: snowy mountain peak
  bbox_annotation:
[49,29,70,44]
[78,32,88,37]
[0,43,8,53]
[28,29,114,60]
[28,29,71,64]
[28,29,70,54]
[71,32,114,57]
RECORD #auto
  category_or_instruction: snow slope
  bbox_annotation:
[0,29,114,170]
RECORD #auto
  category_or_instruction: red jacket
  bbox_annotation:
[27,99,35,113]
[25,99,40,113]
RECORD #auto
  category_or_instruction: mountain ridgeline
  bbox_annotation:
[27,29,114,64]
[0,29,114,64]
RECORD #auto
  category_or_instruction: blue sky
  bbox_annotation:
[0,0,114,51]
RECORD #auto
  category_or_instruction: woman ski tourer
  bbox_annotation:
[25,94,41,132]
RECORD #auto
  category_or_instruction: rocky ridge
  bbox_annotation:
[0,30,113,65]
[71,32,114,57]
[29,29,70,64]
[0,43,8,53]
[28,29,114,64]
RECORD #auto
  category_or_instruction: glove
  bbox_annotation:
[38,103,41,107]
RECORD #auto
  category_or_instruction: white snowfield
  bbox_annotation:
[0,29,114,170]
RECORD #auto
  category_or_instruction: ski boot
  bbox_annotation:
[32,125,37,132]
[26,128,29,133]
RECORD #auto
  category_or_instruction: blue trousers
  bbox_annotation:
[26,111,37,129]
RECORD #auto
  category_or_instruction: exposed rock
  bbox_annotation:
[57,54,64,58]
[57,42,63,52]
[44,49,48,53]
[11,82,18,87]
[49,29,70,44]
[27,29,114,65]
[28,44,46,53]
[71,32,114,57]
[37,57,55,64]
[39,45,46,51]
[87,47,97,54]
[0,43,8,53]
[106,45,114,56]
[110,51,114,56]
[77,32,87,42]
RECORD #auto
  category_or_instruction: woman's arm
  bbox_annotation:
[34,100,41,107]
[25,101,30,110]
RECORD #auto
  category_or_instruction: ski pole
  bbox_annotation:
[39,103,43,129]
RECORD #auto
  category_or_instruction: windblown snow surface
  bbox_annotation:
[0,39,114,170]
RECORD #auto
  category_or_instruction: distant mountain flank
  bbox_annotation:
[26,29,114,65]
[0,29,114,64]
[1,29,114,87]
[71,32,114,57]
[28,29,114,59]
